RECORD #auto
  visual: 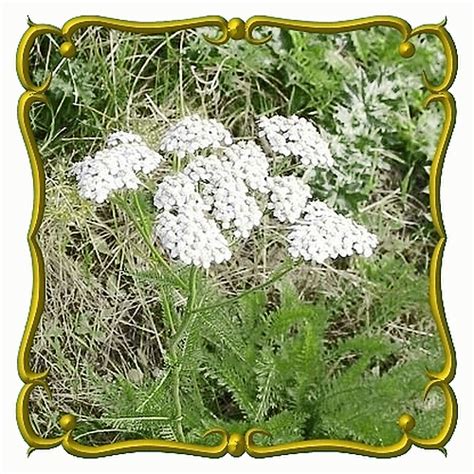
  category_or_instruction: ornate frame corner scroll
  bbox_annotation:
[16,15,457,458]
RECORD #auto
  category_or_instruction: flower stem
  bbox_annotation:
[157,284,185,441]
[169,266,199,443]
[171,266,198,350]
[172,364,185,442]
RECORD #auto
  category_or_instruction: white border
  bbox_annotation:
[1,1,473,473]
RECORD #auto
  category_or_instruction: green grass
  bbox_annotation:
[27,25,447,447]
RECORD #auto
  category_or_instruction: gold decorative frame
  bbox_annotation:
[16,15,457,458]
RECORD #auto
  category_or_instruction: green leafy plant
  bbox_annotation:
[72,265,443,447]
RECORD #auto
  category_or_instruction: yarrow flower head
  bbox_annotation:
[72,115,378,269]
[153,140,272,266]
[165,153,263,238]
[154,207,232,269]
[258,115,334,168]
[287,201,378,264]
[71,132,162,203]
[221,141,270,194]
[153,174,208,213]
[185,155,263,238]
[160,115,233,158]
[267,176,311,223]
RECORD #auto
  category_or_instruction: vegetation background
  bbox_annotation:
[27,24,448,448]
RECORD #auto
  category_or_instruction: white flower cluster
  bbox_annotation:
[153,171,233,268]
[258,115,334,168]
[222,141,270,193]
[70,115,378,269]
[153,174,207,213]
[159,115,233,158]
[267,176,311,223]
[154,115,378,268]
[154,137,275,268]
[154,207,231,268]
[185,155,263,239]
[72,132,162,203]
[287,201,378,264]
